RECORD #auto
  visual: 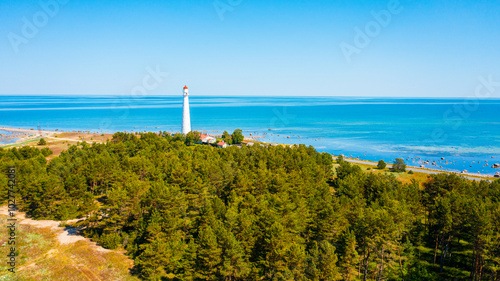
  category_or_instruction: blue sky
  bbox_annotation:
[1,0,499,97]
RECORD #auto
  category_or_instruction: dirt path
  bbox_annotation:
[0,205,129,280]
[0,206,109,249]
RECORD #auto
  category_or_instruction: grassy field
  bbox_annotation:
[2,132,114,159]
[340,157,497,182]
[2,139,42,148]
[350,162,430,185]
[0,215,139,281]
[333,162,431,186]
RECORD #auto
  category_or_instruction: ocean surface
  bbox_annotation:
[1,96,499,176]
[0,130,18,145]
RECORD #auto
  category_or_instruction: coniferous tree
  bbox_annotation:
[3,132,500,281]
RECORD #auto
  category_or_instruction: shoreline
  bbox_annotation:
[336,156,495,182]
[1,126,498,180]
[0,127,60,147]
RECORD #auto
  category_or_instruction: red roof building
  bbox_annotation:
[217,141,228,148]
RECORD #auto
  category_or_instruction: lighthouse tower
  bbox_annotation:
[182,85,191,134]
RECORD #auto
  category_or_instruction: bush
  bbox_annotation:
[336,155,345,164]
[185,131,201,146]
[100,232,122,249]
[392,158,407,173]
[336,161,363,180]
[377,160,387,170]
[231,129,244,144]
[41,148,53,157]
[408,170,414,175]
[222,131,233,145]
[37,138,47,146]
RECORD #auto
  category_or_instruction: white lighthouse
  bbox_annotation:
[182,85,191,134]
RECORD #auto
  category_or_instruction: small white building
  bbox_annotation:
[203,136,216,144]
[198,133,216,145]
[217,141,228,148]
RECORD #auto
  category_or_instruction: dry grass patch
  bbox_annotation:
[0,214,138,281]
[54,132,112,143]
[333,162,430,187]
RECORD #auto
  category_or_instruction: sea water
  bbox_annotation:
[0,96,499,175]
[0,130,18,145]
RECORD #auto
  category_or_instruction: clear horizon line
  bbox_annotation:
[0,94,499,99]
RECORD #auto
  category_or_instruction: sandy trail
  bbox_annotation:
[0,205,110,250]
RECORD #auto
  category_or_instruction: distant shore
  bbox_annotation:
[335,156,495,182]
[0,127,61,147]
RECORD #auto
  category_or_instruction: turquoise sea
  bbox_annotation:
[0,130,18,145]
[1,96,499,176]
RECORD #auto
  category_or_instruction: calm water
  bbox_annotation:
[1,96,499,175]
[0,130,17,145]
